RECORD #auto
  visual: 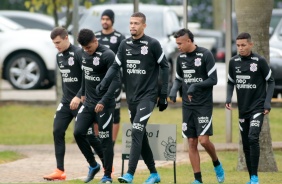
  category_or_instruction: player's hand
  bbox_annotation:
[263,109,270,115]
[95,103,104,113]
[157,98,168,111]
[225,103,232,110]
[96,80,107,96]
[169,95,176,103]
[70,96,80,110]
[188,95,192,102]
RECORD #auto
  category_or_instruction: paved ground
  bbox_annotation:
[0,142,282,184]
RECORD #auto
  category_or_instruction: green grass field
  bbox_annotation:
[0,104,281,145]
[0,104,281,183]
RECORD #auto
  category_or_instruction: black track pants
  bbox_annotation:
[127,101,157,175]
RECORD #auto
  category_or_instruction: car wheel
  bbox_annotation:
[5,53,46,89]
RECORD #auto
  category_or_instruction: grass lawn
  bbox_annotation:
[0,103,281,183]
[0,151,25,164]
[0,103,281,145]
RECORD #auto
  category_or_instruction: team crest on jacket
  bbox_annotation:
[68,57,74,66]
[141,46,148,55]
[110,36,117,43]
[250,63,257,72]
[194,58,202,66]
[93,57,100,66]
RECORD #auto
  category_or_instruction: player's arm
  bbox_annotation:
[169,58,182,103]
[154,40,169,98]
[96,42,125,94]
[69,50,83,109]
[225,60,235,110]
[75,49,84,99]
[98,50,121,106]
[260,57,275,112]
[153,40,169,111]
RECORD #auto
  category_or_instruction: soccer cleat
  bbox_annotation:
[43,168,66,181]
[191,180,202,184]
[99,175,112,183]
[118,173,134,183]
[250,175,259,184]
[143,173,161,184]
[214,162,225,183]
[84,163,101,183]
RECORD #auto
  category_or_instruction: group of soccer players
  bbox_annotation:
[43,8,274,184]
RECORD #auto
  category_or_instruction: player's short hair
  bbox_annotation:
[173,28,194,42]
[236,32,252,42]
[131,12,146,23]
[50,27,68,40]
[77,28,96,46]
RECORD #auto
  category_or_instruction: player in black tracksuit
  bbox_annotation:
[43,27,103,181]
[169,28,225,184]
[96,12,169,184]
[94,9,126,147]
[226,32,274,184]
[74,29,120,183]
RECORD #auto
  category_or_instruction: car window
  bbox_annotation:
[0,16,24,31]
[6,16,54,30]
[270,16,282,34]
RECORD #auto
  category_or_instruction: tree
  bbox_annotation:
[24,0,92,29]
[235,0,278,172]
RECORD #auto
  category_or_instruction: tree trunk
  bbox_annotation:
[235,0,278,172]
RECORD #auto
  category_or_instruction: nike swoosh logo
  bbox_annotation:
[202,124,207,128]
[100,113,105,117]
[140,107,146,111]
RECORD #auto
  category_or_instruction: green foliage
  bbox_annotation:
[23,0,93,28]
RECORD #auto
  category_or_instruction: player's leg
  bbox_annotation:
[113,87,121,147]
[97,106,115,183]
[112,108,120,147]
[248,112,264,184]
[86,123,104,167]
[183,107,202,183]
[74,105,101,183]
[43,103,73,180]
[240,118,252,178]
[195,106,224,183]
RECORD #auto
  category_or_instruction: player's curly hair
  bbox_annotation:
[77,28,95,46]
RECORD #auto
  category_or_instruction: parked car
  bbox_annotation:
[0,15,57,89]
[269,15,282,51]
[78,3,181,88]
[269,47,282,98]
[0,10,60,30]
